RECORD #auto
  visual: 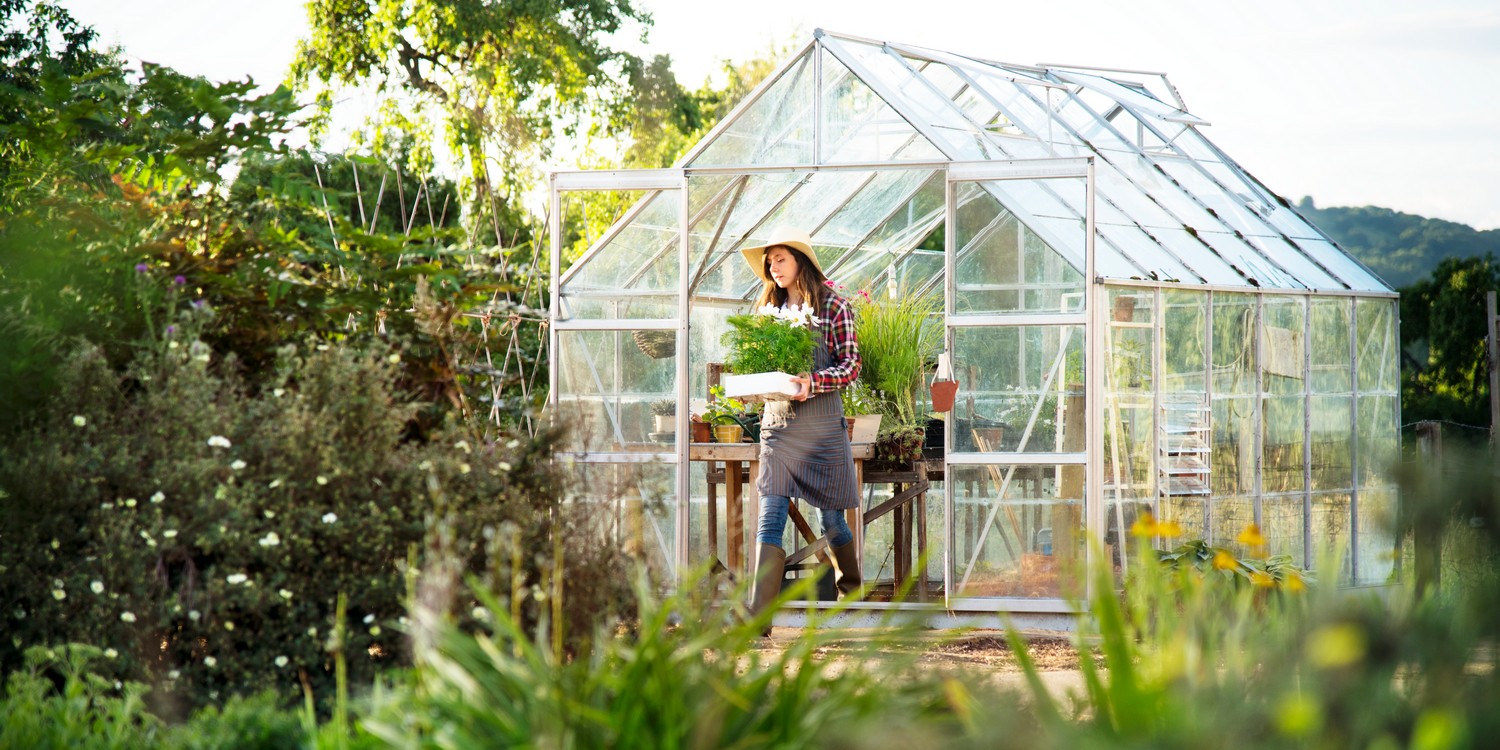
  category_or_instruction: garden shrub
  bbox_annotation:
[0,315,636,715]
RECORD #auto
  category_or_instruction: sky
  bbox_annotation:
[57,0,1500,230]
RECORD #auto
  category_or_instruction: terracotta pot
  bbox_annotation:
[930,379,959,412]
[846,418,855,441]
[690,421,712,443]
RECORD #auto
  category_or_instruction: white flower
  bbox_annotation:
[497,462,512,472]
[120,611,136,623]
[363,614,375,624]
[123,498,136,508]
[258,532,280,548]
[275,655,289,668]
[104,648,118,659]
[454,440,470,453]
[322,513,337,524]
[307,626,318,637]
[263,509,275,519]
[188,610,200,621]
[459,463,471,474]
[273,388,285,398]
[268,479,283,489]
[230,460,247,471]
[163,529,177,539]
[207,435,231,449]
[168,670,180,680]
[203,656,217,667]
[51,588,66,601]
[278,589,293,600]
[91,580,104,594]
[150,491,165,504]
[226,573,248,585]
[72,415,87,427]
[316,475,328,485]
[387,353,401,364]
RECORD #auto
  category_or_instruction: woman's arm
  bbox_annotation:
[809,295,861,394]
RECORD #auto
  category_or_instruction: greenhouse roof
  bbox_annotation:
[560,29,1391,304]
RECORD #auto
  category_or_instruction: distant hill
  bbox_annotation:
[1295,198,1500,289]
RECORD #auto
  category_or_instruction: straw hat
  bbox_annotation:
[738,226,822,283]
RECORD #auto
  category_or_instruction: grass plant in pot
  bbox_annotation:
[649,399,676,437]
[850,286,943,461]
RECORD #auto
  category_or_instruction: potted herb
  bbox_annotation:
[720,304,820,401]
[703,385,748,443]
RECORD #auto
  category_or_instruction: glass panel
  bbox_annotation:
[1260,296,1305,495]
[1261,495,1306,565]
[1163,290,1208,395]
[819,169,943,265]
[951,465,1085,600]
[554,330,679,453]
[567,189,681,299]
[1211,496,1256,549]
[1354,485,1398,585]
[1310,396,1354,492]
[574,462,677,577]
[952,326,1085,453]
[952,180,1085,314]
[1292,237,1392,292]
[1195,230,1304,290]
[1310,298,1353,394]
[1159,495,1207,541]
[1243,234,1340,290]
[1150,226,1248,286]
[1105,288,1155,511]
[1310,492,1353,584]
[861,482,945,602]
[690,52,814,167]
[1356,299,1398,393]
[825,37,986,160]
[1211,293,1256,497]
[1356,396,1398,488]
[820,46,938,163]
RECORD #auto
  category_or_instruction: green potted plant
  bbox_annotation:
[703,385,748,443]
[720,304,819,401]
[841,379,883,443]
[850,287,943,425]
[649,399,676,434]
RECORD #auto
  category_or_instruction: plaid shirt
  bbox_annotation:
[810,293,861,395]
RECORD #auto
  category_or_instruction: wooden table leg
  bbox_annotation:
[707,465,719,562]
[893,481,908,590]
[916,486,928,602]
[726,461,744,576]
[848,458,865,567]
[746,459,759,559]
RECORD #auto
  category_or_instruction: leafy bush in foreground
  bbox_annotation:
[0,319,634,715]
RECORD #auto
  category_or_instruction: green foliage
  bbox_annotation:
[701,385,747,427]
[0,316,634,714]
[841,378,879,416]
[854,291,944,424]
[722,311,816,376]
[1398,254,1498,431]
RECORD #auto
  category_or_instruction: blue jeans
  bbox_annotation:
[756,494,853,549]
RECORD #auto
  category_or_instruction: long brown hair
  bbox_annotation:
[754,246,830,312]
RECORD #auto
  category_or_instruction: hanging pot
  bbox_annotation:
[929,351,959,413]
[632,329,676,359]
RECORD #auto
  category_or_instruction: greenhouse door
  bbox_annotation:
[942,158,1101,613]
[548,168,693,582]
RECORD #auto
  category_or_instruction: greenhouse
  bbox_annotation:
[546,29,1400,622]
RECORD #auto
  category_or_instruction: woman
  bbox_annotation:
[737,226,863,626]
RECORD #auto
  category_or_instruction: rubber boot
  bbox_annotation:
[829,540,864,600]
[748,543,786,636]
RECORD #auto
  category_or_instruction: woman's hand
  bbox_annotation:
[789,374,812,401]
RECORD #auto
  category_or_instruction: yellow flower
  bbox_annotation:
[1130,513,1185,539]
[1238,523,1268,555]
[1250,571,1276,588]
[1212,550,1238,570]
[1284,574,1306,593]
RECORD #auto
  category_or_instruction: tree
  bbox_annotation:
[1399,254,1499,433]
[290,0,652,240]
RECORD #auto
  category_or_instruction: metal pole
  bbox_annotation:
[1413,421,1443,598]
[1488,291,1498,449]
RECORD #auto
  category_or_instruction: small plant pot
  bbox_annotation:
[653,414,676,433]
[930,379,959,412]
[712,424,744,444]
[690,421,712,443]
